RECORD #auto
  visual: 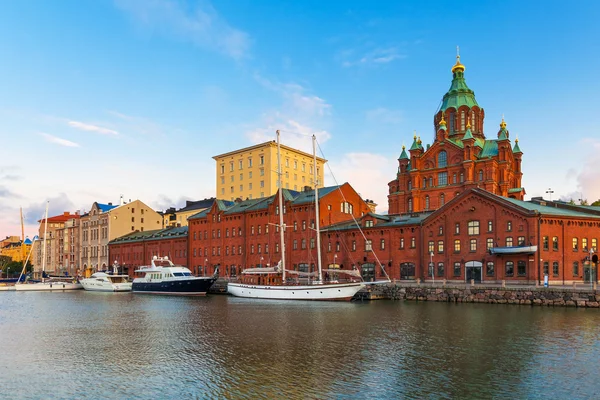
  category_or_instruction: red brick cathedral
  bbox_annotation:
[388,54,524,214]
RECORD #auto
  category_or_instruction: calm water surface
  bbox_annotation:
[1,292,599,399]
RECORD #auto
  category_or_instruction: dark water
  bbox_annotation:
[1,292,599,399]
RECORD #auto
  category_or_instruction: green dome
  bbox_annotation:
[440,66,478,111]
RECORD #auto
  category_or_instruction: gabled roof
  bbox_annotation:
[292,185,340,206]
[110,226,189,244]
[322,211,430,232]
[479,140,499,158]
[176,198,215,213]
[97,203,118,213]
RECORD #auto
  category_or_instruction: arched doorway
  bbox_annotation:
[465,261,482,283]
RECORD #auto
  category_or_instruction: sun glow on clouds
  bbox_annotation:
[326,152,396,214]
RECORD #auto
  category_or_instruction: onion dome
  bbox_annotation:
[409,134,420,151]
[441,52,478,111]
[439,114,447,130]
[498,116,509,140]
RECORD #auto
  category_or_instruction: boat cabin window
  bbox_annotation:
[173,272,184,277]
[183,272,192,276]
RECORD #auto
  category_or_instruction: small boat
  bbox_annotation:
[132,256,217,295]
[81,273,132,292]
[489,245,538,255]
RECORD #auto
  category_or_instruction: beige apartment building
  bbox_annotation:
[80,199,162,272]
[33,212,80,278]
[213,141,326,201]
[55,215,81,276]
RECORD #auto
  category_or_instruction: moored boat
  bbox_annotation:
[81,272,132,292]
[132,256,217,295]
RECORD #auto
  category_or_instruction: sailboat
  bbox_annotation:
[227,131,375,301]
[15,202,82,292]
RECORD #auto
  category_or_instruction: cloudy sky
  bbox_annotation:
[1,0,599,239]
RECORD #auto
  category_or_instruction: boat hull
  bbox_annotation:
[81,281,132,292]
[132,277,216,295]
[15,282,83,291]
[227,282,365,301]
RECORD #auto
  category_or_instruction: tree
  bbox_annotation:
[2,260,32,277]
[0,255,11,270]
[580,199,589,206]
[592,199,600,207]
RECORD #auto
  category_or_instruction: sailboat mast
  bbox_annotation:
[276,130,286,282]
[20,207,25,261]
[313,135,323,283]
[41,201,49,279]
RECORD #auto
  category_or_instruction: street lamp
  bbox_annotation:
[430,251,435,284]
[546,188,554,201]
[590,248,595,289]
[205,258,208,276]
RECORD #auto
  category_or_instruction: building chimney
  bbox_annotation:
[108,202,113,206]
[120,195,124,206]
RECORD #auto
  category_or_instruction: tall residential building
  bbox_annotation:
[213,141,326,201]
[80,199,162,272]
[387,54,524,214]
[55,215,81,276]
[33,212,80,277]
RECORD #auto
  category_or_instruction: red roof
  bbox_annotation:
[40,212,80,223]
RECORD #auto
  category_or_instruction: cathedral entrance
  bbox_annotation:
[465,261,482,283]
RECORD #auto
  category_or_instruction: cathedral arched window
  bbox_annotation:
[423,178,427,188]
[449,112,455,133]
[461,112,465,131]
[425,196,430,211]
[460,172,464,183]
[408,180,412,191]
[471,111,475,130]
[452,173,457,184]
[408,198,413,212]
[440,194,445,206]
[478,170,484,181]
[438,151,447,168]
[429,177,433,187]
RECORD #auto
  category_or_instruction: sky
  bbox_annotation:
[1,0,600,239]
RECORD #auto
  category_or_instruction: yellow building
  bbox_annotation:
[213,141,327,201]
[0,236,33,263]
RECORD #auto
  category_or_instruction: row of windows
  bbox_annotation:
[426,261,526,277]
[542,236,598,252]
[192,243,281,257]
[220,157,319,174]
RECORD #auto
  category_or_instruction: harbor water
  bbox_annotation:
[1,292,599,399]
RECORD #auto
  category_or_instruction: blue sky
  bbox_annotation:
[1,0,599,239]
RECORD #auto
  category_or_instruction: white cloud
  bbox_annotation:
[68,121,119,135]
[366,108,403,124]
[326,152,395,214]
[575,138,600,203]
[115,0,250,60]
[39,132,80,148]
[340,47,406,67]
[247,75,333,153]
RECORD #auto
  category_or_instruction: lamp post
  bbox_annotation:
[590,248,595,289]
[546,188,554,201]
[430,251,434,285]
[204,258,208,276]
[260,256,264,267]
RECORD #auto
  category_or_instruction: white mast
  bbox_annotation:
[41,201,49,280]
[276,130,286,282]
[313,135,323,283]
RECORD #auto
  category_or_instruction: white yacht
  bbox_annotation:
[81,272,132,292]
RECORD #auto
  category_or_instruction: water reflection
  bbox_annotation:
[1,293,599,399]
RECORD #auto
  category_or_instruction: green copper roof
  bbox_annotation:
[409,136,420,151]
[498,128,508,141]
[462,126,474,140]
[398,146,408,160]
[479,140,499,158]
[513,140,522,154]
[440,70,479,111]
